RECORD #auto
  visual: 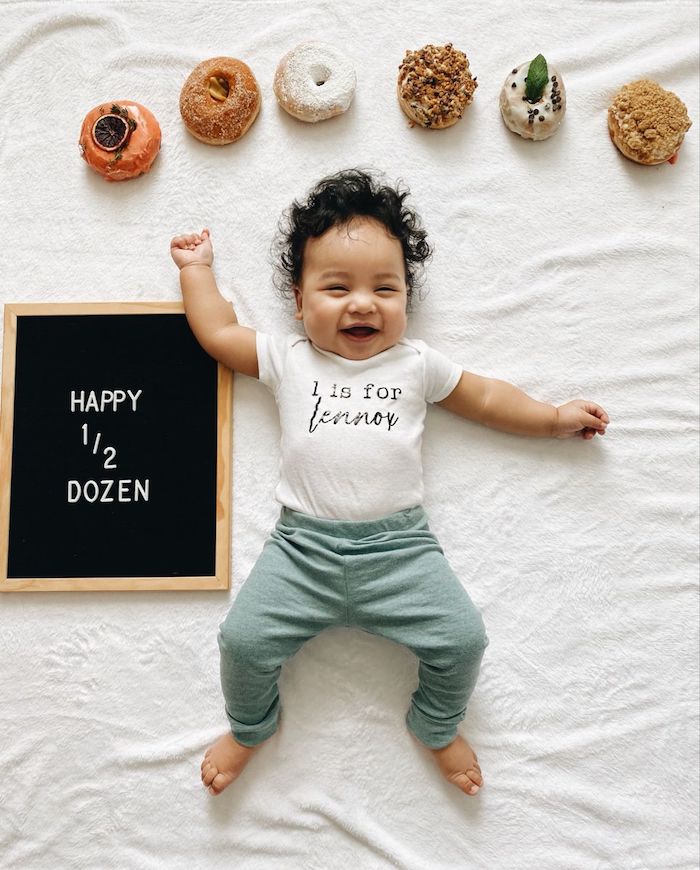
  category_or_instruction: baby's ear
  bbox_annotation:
[293,286,303,320]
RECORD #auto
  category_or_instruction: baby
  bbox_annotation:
[170,169,609,798]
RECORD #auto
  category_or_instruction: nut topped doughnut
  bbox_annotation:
[397,43,477,129]
[274,42,356,123]
[79,100,161,181]
[608,79,692,165]
[180,56,261,145]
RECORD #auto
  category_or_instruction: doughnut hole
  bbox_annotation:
[208,75,230,101]
[310,64,331,86]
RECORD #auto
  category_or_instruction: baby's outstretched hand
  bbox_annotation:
[170,228,213,269]
[554,400,609,440]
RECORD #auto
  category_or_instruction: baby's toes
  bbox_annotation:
[451,771,481,795]
[201,762,219,787]
[209,772,234,795]
[450,762,483,795]
[469,763,483,786]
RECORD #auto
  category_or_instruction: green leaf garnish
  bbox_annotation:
[525,54,548,102]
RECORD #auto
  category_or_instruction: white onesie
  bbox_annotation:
[256,333,462,521]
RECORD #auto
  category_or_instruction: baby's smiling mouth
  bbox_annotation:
[341,325,378,338]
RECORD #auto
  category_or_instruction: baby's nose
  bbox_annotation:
[348,290,376,313]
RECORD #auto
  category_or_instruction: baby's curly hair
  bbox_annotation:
[272,168,432,303]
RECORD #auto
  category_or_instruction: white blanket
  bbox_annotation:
[1,1,698,867]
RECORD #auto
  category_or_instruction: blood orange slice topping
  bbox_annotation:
[91,113,130,151]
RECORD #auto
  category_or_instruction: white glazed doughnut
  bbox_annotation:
[499,55,566,141]
[273,42,356,123]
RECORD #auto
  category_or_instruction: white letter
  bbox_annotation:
[127,389,142,411]
[113,390,126,411]
[84,481,99,503]
[100,479,114,502]
[70,391,85,413]
[118,479,132,502]
[100,391,114,412]
[134,479,150,502]
[67,480,81,503]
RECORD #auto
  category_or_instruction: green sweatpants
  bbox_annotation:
[218,505,488,749]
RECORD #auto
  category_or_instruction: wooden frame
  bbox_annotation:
[0,302,232,591]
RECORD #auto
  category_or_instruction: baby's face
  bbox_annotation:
[294,217,408,360]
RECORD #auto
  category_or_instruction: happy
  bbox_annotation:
[70,389,143,413]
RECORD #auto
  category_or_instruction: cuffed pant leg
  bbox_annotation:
[350,523,488,750]
[404,597,488,749]
[218,521,345,747]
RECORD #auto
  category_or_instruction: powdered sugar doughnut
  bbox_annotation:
[273,42,356,123]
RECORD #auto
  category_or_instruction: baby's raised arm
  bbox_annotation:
[170,229,258,378]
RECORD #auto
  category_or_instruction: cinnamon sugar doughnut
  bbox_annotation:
[179,57,261,145]
[274,42,356,123]
[397,43,477,129]
[79,100,161,182]
[608,79,692,165]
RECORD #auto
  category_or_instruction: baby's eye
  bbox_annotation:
[325,286,348,293]
[376,286,398,293]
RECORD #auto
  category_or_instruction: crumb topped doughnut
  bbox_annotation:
[608,79,692,165]
[397,43,477,129]
[79,100,161,181]
[274,42,356,122]
[180,57,260,145]
[499,54,565,141]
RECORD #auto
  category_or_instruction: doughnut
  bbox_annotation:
[608,79,692,165]
[499,55,566,141]
[273,42,356,123]
[179,57,260,145]
[397,43,477,129]
[78,101,161,182]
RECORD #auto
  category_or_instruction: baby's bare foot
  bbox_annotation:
[429,735,483,796]
[201,732,261,796]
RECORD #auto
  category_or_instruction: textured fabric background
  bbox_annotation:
[0,1,698,868]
